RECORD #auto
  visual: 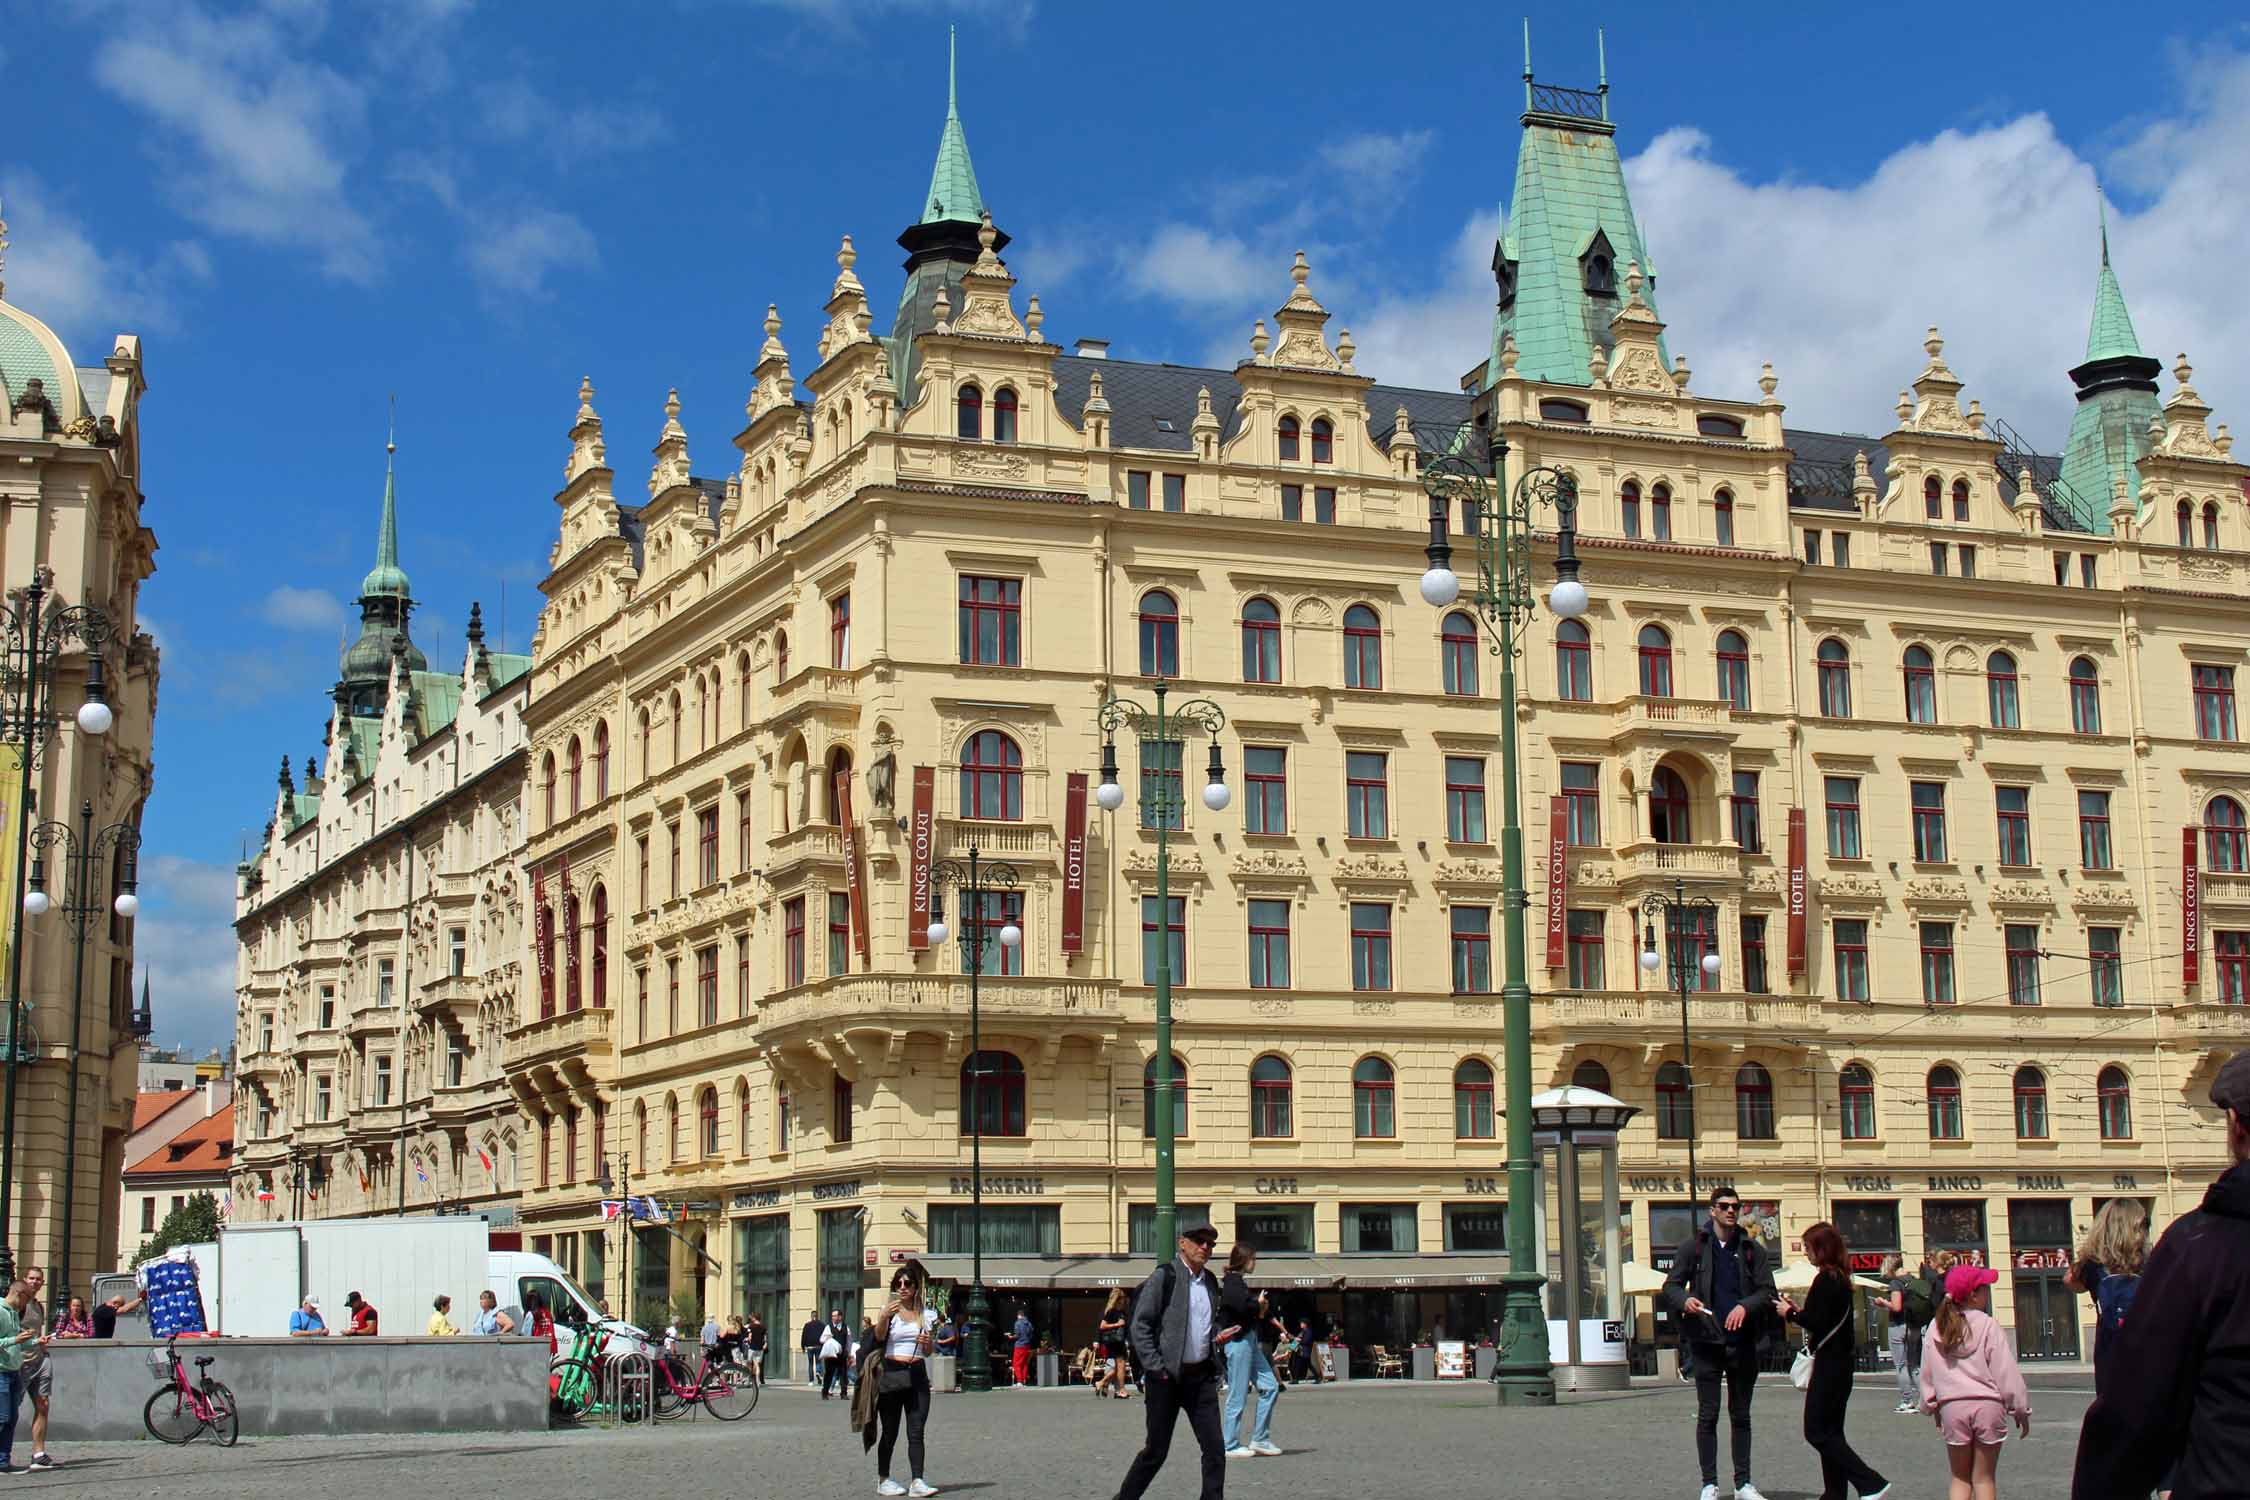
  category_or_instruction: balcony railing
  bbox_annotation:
[1619,841,1741,880]
[503,1006,616,1073]
[936,818,1056,861]
[760,973,1119,1033]
[1612,696,1735,735]
[1543,990,1825,1037]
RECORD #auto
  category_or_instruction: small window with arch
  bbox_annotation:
[956,383,983,441]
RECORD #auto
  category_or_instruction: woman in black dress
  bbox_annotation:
[1778,1222,1890,1500]
[1095,1287,1132,1398]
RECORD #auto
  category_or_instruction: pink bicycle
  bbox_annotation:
[143,1336,239,1445]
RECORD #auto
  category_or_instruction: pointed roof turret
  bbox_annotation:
[338,417,425,713]
[2085,201,2144,364]
[922,27,985,227]
[2059,212,2163,531]
[359,412,411,601]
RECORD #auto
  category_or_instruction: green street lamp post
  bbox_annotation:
[1093,681,1228,1257]
[1639,880,1723,1202]
[22,799,141,1306]
[925,845,1022,1393]
[1418,436,1587,1407]
[0,567,114,1285]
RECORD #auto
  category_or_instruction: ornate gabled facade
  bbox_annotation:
[229,440,530,1226]
[0,208,161,1289]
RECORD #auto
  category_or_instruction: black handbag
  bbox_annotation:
[877,1359,915,1396]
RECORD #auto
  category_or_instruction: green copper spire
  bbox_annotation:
[2058,212,2162,532]
[339,406,424,712]
[921,26,984,226]
[359,409,411,601]
[2084,198,2143,363]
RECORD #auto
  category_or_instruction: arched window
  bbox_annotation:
[2207,796,2249,872]
[1655,1061,1692,1139]
[1138,590,1180,678]
[1650,766,1691,844]
[2098,1065,2132,1140]
[2206,501,2222,551]
[956,383,983,440]
[633,1101,649,1171]
[2178,499,2195,548]
[992,386,1019,444]
[2069,656,2101,734]
[1636,624,1673,697]
[541,752,557,827]
[735,1080,751,1155]
[1986,651,2020,729]
[1952,477,1970,522]
[1453,1058,1496,1139]
[1352,1056,1396,1138]
[1816,638,1852,718]
[699,1086,720,1157]
[1241,598,1282,683]
[1713,487,1736,546]
[825,747,854,827]
[668,690,682,764]
[637,710,651,783]
[1715,630,1751,711]
[958,730,1024,821]
[566,737,583,816]
[666,1094,681,1164]
[960,1050,1027,1137]
[589,885,609,1005]
[1924,475,1942,520]
[1650,482,1673,541]
[1250,1055,1293,1139]
[1277,415,1300,462]
[736,652,753,733]
[1343,604,1383,690]
[1839,1063,1876,1140]
[1442,611,1480,696]
[1927,1065,1963,1140]
[1570,1059,1612,1094]
[1735,1062,1776,1140]
[774,633,790,684]
[1310,417,1334,464]
[593,722,610,800]
[1890,645,1933,725]
[2013,1065,2049,1139]
[1142,1053,1188,1137]
[1621,480,1642,539]
[693,679,708,754]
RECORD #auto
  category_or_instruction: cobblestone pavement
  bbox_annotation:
[38,1375,2095,1499]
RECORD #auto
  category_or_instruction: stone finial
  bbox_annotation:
[1336,327,1356,372]
[2218,423,2234,457]
[1025,293,1043,340]
[974,210,1002,273]
[1395,402,1412,435]
[760,305,784,359]
[279,755,293,793]
[1624,259,1644,300]
[1084,366,1109,413]
[2018,465,2036,497]
[1895,389,1913,426]
[650,388,690,496]
[932,284,953,334]
[1499,332,1520,377]
[466,600,485,646]
[1671,355,1690,392]
[834,234,861,292]
[567,375,607,480]
[2150,411,2168,440]
[1852,450,1877,509]
[1589,344,1608,385]
[1196,385,1214,419]
[1966,398,1985,434]
[1290,250,1311,295]
[1924,326,1946,368]
[1249,318,1270,361]
[2176,352,2194,390]
[1758,362,1779,401]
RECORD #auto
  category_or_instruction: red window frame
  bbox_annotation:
[2195,664,2238,741]
[1241,598,1282,683]
[1441,612,1480,696]
[829,593,851,668]
[1244,747,1287,834]
[1816,641,1851,717]
[1250,1057,1292,1137]
[1343,605,1383,689]
[697,806,719,886]
[1309,417,1333,464]
[774,635,789,684]
[1903,647,1937,724]
[1924,475,1942,519]
[1713,488,1735,545]
[589,886,608,1006]
[1621,480,1642,538]
[1637,625,1673,697]
[2013,1067,2049,1139]
[1716,631,1750,710]
[1739,915,1768,993]
[567,739,583,815]
[1911,782,1947,862]
[2179,500,2195,548]
[2080,791,2114,870]
[1138,591,1180,678]
[1952,478,1970,521]
[666,955,680,1031]
[538,904,556,1017]
[695,945,718,1028]
[1277,416,1300,461]
[1141,894,1188,984]
[1996,787,2031,867]
[959,729,1024,820]
[1450,906,1492,994]
[1834,919,1870,1000]
[2069,657,2100,733]
[1920,921,1956,1004]
[1729,770,1761,852]
[1735,1062,1776,1139]
[2098,1067,2132,1139]
[1352,1057,1396,1136]
[1650,482,1673,540]
[1561,762,1601,846]
[1566,910,1605,989]
[992,386,1019,443]
[2207,502,2222,550]
[958,576,1022,666]
[2005,923,2041,1004]
[1556,621,1592,700]
[1927,1067,1963,1139]
[1350,904,1393,992]
[737,792,752,872]
[562,893,581,1010]
[1839,1064,1876,1140]
[1987,653,2020,728]
[1247,901,1291,989]
[966,890,1025,977]
[961,1052,1027,1137]
[735,933,750,1019]
[828,892,851,976]
[2209,798,2249,872]
[782,898,806,987]
[697,1090,719,1156]
[956,384,982,440]
[1345,751,1389,838]
[541,753,556,827]
[2218,930,2250,1003]
[1650,766,1691,844]
[593,723,610,799]
[1453,1059,1496,1138]
[1445,756,1487,843]
[1655,1063,1691,1138]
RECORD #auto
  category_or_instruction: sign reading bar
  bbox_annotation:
[1545,796,1568,969]
[2184,825,2201,987]
[836,771,871,962]
[1062,772,1089,954]
[1786,809,1808,977]
[908,766,936,951]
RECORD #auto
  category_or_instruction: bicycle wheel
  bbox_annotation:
[547,1358,598,1423]
[202,1382,240,1446]
[701,1368,756,1422]
[143,1386,201,1445]
[651,1372,686,1420]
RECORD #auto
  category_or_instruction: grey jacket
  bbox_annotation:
[1127,1257,1221,1379]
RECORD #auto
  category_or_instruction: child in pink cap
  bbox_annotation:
[1917,1263,2032,1499]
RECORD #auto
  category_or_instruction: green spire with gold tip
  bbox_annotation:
[2084,197,2143,363]
[359,403,411,601]
[921,26,985,226]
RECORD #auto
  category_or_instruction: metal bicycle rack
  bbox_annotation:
[600,1350,655,1428]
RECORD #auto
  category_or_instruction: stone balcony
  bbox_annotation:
[2163,1000,2250,1044]
[934,817,1057,865]
[1539,989,1825,1042]
[1616,839,1742,884]
[416,971,481,1021]
[765,823,847,880]
[503,1006,615,1100]
[1610,695,1739,741]
[758,972,1121,1050]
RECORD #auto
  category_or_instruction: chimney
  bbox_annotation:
[203,1078,218,1118]
[1073,339,1110,360]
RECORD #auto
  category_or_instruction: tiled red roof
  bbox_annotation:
[129,1090,197,1135]
[124,1102,235,1179]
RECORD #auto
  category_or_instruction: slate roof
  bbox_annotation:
[1046,356,1472,453]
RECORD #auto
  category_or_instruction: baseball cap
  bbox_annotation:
[1176,1218,1219,1245]
[1943,1264,1999,1303]
[2211,1051,2250,1115]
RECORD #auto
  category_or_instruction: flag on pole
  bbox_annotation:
[600,1199,624,1222]
[477,1148,495,1174]
[415,1164,429,1185]
[255,1189,274,1203]
[357,1164,371,1192]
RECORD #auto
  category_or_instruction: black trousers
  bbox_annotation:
[1692,1341,1760,1487]
[1113,1360,1225,1500]
[1803,1359,1886,1500]
[821,1353,846,1396]
[876,1360,932,1480]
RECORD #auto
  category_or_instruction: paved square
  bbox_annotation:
[44,1373,2095,1499]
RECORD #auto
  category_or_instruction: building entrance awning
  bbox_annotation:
[916,1254,1511,1292]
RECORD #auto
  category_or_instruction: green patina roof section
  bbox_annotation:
[2085,225,2143,363]
[409,670,462,740]
[342,719,382,783]
[1488,111,1666,390]
[0,305,71,418]
[360,446,411,600]
[921,28,983,226]
[484,652,531,694]
[2057,225,2159,533]
[286,791,321,833]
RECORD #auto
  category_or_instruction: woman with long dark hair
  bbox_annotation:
[869,1259,939,1497]
[1096,1287,1132,1398]
[1217,1242,1281,1458]
[1778,1222,1890,1499]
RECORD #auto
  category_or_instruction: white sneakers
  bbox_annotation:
[909,1483,939,1498]
[877,1483,937,1498]
[1893,1399,1917,1413]
[877,1483,906,1497]
[1699,1486,1720,1500]
[1226,1448,1256,1460]
[1736,1485,1769,1500]
[1249,1441,1283,1456]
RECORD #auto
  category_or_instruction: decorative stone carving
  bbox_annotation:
[1124,849,1204,878]
[1818,873,1885,901]
[956,450,1030,480]
[1434,859,1505,885]
[1612,397,1676,428]
[1746,869,1782,894]
[1233,850,1310,878]
[1333,854,1410,882]
[1904,877,1971,905]
[1988,881,2053,907]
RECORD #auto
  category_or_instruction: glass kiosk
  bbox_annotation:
[1531,1086,1638,1392]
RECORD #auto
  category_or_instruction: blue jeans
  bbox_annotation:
[1221,1337,1278,1449]
[0,1367,21,1466]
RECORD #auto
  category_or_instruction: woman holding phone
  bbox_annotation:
[872,1259,940,1497]
[1218,1242,1282,1458]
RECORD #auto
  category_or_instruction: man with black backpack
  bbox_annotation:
[1881,1255,1936,1413]
[1112,1220,1229,1500]
[1662,1186,1780,1500]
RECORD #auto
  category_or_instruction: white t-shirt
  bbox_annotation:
[885,1310,936,1359]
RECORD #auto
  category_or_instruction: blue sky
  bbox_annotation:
[6,0,2249,1053]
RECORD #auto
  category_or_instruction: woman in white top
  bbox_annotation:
[873,1259,939,1498]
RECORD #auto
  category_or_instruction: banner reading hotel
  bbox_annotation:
[1786,809,1808,977]
[1063,773,1089,953]
[1545,796,1568,968]
[837,772,871,962]
[908,767,935,950]
[2184,825,2201,987]
[531,862,554,1016]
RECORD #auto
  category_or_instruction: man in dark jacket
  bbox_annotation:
[1113,1220,1228,1500]
[1662,1186,1778,1500]
[800,1314,828,1387]
[2073,1053,2250,1500]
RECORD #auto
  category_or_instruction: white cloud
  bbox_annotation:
[478,79,666,156]
[135,853,242,1056]
[259,586,345,632]
[464,205,599,301]
[0,174,182,344]
[1318,129,1435,216]
[1126,226,1268,306]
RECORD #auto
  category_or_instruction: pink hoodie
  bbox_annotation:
[1918,1306,2032,1416]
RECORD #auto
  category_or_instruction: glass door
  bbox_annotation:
[2010,1274,2080,1361]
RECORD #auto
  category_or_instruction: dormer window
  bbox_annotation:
[1581,231,1617,297]
[1310,418,1334,465]
[1493,242,1518,311]
[1924,475,1942,520]
[957,384,983,441]
[992,386,1019,444]
[1539,399,1590,424]
[1696,414,1745,439]
[1278,415,1300,461]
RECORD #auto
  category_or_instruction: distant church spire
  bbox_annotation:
[922,26,985,227]
[337,405,425,714]
[888,27,1010,407]
[2058,208,2163,531]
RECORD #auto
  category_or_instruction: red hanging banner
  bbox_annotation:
[908,766,936,951]
[531,863,555,1017]
[1786,809,1808,978]
[2184,825,2202,987]
[1545,796,1569,969]
[1063,773,1089,954]
[836,771,872,962]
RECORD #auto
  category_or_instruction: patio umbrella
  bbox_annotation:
[1619,1261,1669,1296]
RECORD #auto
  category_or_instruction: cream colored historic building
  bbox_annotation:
[255,59,2246,1360]
[228,446,531,1229]
[0,212,161,1288]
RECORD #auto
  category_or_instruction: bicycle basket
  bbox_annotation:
[144,1348,173,1380]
